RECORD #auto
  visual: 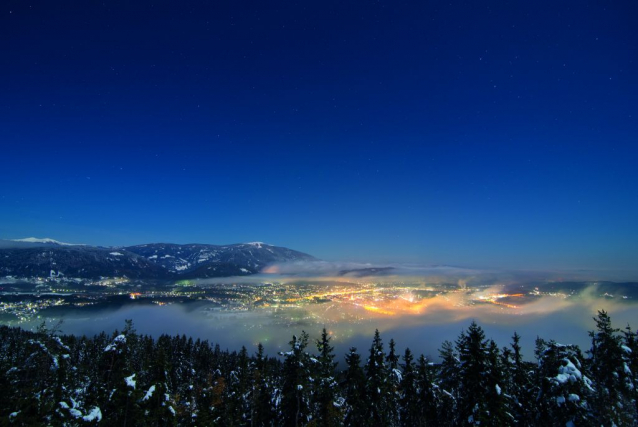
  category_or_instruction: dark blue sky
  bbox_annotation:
[1,1,637,272]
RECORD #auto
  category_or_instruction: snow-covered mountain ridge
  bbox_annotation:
[10,237,85,246]
[0,239,315,279]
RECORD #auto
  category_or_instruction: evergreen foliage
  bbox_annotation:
[313,328,341,427]
[279,332,312,427]
[0,314,636,426]
[341,347,366,427]
[364,329,390,425]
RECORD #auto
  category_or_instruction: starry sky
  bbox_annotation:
[1,1,637,273]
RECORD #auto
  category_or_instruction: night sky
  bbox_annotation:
[1,1,637,272]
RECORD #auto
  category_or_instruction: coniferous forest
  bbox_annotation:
[1,311,637,426]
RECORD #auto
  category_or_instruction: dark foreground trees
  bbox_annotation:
[1,311,636,426]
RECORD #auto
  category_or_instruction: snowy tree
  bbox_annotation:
[97,322,143,426]
[312,328,341,427]
[224,346,252,426]
[365,329,390,425]
[455,321,492,426]
[280,332,312,427]
[415,354,439,426]
[508,332,535,426]
[485,339,512,425]
[342,347,366,427]
[437,340,459,425]
[622,325,638,422]
[251,343,277,426]
[385,338,401,426]
[535,342,594,426]
[588,310,635,425]
[398,348,419,426]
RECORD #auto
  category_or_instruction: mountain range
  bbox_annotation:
[0,238,315,280]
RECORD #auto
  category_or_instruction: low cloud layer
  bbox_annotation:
[40,267,638,363]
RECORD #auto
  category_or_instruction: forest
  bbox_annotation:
[0,311,636,426]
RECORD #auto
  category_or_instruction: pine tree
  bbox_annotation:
[398,348,419,426]
[485,339,511,425]
[455,321,490,426]
[7,322,76,425]
[536,342,594,426]
[437,340,459,425]
[280,332,312,427]
[251,343,276,426]
[313,328,341,427]
[364,329,390,425]
[342,347,366,427]
[224,346,252,426]
[415,354,438,426]
[509,332,535,426]
[622,325,638,422]
[98,323,143,426]
[139,339,178,427]
[385,338,400,426]
[588,310,634,425]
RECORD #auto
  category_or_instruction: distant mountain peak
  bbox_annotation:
[10,237,84,246]
[244,242,270,248]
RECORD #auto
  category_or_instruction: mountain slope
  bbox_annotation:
[0,246,170,279]
[124,242,315,278]
[0,240,315,279]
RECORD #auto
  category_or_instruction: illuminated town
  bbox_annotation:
[0,274,632,328]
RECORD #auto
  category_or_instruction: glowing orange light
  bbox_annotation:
[362,305,396,316]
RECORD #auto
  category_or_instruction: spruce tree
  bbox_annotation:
[455,321,490,426]
[280,332,312,427]
[415,354,438,426]
[385,338,400,426]
[364,329,389,425]
[252,343,276,426]
[535,342,594,426]
[509,332,534,426]
[485,339,511,425]
[225,346,252,426]
[622,325,638,422]
[588,310,634,425]
[437,340,459,425]
[398,348,419,426]
[139,340,177,427]
[342,347,366,427]
[313,328,341,427]
[98,326,143,426]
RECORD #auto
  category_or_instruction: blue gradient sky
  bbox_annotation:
[1,1,637,272]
